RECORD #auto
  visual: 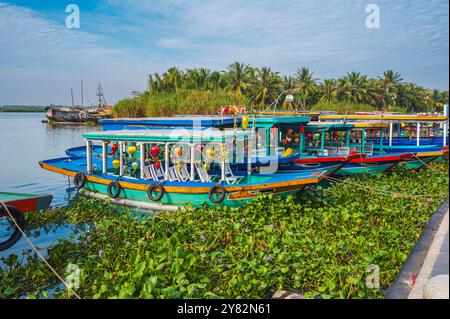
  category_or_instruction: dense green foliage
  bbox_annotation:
[113,63,449,117]
[0,163,448,299]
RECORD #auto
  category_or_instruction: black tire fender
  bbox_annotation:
[208,183,226,204]
[147,183,164,202]
[74,172,87,189]
[0,205,25,251]
[107,180,121,199]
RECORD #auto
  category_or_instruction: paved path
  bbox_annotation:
[408,209,449,299]
[386,201,449,299]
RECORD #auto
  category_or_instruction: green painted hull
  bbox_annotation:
[333,163,394,176]
[402,157,435,170]
[277,163,343,175]
[434,157,449,163]
[84,181,299,208]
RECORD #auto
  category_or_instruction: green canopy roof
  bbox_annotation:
[83,129,247,143]
[249,116,310,129]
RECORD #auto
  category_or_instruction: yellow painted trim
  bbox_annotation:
[40,162,323,194]
[320,115,448,121]
[416,150,445,158]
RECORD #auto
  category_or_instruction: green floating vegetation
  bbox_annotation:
[0,163,448,299]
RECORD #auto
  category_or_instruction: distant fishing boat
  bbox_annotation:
[46,82,112,123]
[0,192,53,251]
[40,129,327,210]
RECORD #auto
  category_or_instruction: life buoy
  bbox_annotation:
[208,183,226,203]
[74,172,87,189]
[147,183,164,201]
[0,205,25,251]
[107,180,121,198]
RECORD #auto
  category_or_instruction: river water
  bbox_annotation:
[0,112,101,205]
[0,112,100,261]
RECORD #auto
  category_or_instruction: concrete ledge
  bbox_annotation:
[423,275,449,299]
[385,200,449,299]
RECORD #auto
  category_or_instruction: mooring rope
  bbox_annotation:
[410,154,449,176]
[0,200,81,299]
[323,175,448,201]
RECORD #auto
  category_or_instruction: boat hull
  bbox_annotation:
[39,158,326,209]
[0,192,52,215]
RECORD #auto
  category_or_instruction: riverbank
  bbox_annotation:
[0,163,448,299]
[0,107,46,112]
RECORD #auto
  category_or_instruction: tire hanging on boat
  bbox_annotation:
[147,183,164,201]
[208,183,226,203]
[73,172,87,189]
[0,205,25,251]
[107,180,121,199]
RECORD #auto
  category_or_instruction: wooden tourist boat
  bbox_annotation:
[248,117,359,175]
[318,113,449,167]
[0,192,53,251]
[39,129,328,210]
[298,122,413,175]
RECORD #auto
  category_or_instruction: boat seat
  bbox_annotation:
[167,166,180,182]
[173,164,190,181]
[149,164,165,181]
[224,163,244,185]
[337,147,350,155]
[194,163,217,182]
[364,144,374,156]
[142,166,155,181]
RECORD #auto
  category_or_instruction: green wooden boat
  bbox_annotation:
[40,129,327,210]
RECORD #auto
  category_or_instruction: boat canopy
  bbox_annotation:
[249,116,310,129]
[83,129,248,143]
[306,122,354,132]
[319,114,448,122]
[100,116,241,130]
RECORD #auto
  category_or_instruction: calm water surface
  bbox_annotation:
[0,112,101,205]
[0,112,100,260]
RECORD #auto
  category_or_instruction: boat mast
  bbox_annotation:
[96,83,108,108]
[70,88,75,108]
[81,79,84,108]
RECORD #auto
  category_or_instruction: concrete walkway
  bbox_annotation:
[408,208,449,299]
[386,200,449,299]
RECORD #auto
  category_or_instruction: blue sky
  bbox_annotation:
[0,0,448,105]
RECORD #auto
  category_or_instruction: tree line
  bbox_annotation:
[114,62,448,117]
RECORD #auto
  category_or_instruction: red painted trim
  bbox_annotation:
[349,155,402,164]
[293,156,348,164]
[5,198,39,213]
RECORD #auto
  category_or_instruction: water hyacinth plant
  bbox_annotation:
[0,163,448,299]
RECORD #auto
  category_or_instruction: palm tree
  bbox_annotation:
[206,71,226,90]
[148,73,163,94]
[319,79,337,103]
[294,67,318,109]
[184,68,211,89]
[251,67,281,107]
[162,67,183,93]
[337,72,368,103]
[224,62,253,96]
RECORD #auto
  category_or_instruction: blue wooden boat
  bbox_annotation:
[40,129,327,210]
